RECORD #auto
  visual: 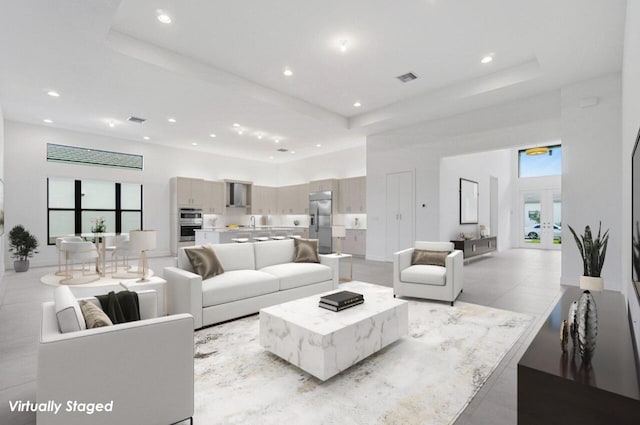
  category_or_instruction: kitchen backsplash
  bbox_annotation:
[202,211,366,229]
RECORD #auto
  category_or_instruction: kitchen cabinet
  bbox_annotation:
[203,181,225,214]
[309,179,338,194]
[251,186,278,215]
[176,177,205,208]
[338,176,366,213]
[343,229,366,257]
[277,184,308,214]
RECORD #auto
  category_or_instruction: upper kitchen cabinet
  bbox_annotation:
[277,184,308,215]
[251,185,278,215]
[176,177,205,208]
[309,179,338,194]
[338,176,366,213]
[203,180,225,214]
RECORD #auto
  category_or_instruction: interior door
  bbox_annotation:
[386,171,414,260]
[520,189,561,250]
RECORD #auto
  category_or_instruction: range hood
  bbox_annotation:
[226,182,249,208]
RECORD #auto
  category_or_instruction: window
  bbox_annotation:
[518,145,562,178]
[47,143,143,170]
[47,178,143,244]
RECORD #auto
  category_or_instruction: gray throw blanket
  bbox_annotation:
[96,290,140,324]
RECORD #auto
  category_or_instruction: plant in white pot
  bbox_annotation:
[8,225,39,272]
[568,222,609,290]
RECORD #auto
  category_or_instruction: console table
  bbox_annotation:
[451,236,496,259]
[518,287,640,424]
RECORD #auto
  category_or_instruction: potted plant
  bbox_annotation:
[8,225,39,272]
[568,222,609,290]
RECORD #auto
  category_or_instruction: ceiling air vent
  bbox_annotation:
[127,116,147,124]
[277,148,289,152]
[396,72,418,83]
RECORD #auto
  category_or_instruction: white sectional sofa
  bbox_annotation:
[164,239,340,329]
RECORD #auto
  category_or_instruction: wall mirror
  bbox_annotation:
[460,178,479,224]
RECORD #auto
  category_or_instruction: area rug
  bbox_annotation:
[193,285,531,425]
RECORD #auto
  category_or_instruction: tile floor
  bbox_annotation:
[0,248,562,425]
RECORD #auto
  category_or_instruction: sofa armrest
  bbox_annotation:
[319,254,340,288]
[38,306,194,425]
[164,266,203,329]
[393,248,414,288]
[446,250,464,297]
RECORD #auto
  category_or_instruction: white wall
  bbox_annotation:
[3,120,279,266]
[0,106,5,275]
[366,92,561,261]
[622,0,640,358]
[560,74,622,288]
[276,145,366,186]
[439,149,513,251]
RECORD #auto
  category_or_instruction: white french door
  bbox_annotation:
[519,188,562,250]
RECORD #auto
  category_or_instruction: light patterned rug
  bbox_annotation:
[193,285,531,425]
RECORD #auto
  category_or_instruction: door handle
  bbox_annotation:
[315,206,320,232]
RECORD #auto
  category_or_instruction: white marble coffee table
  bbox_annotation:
[259,281,408,381]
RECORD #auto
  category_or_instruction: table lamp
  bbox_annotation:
[129,230,157,282]
[332,225,346,255]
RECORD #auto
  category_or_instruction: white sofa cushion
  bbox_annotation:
[254,239,295,270]
[415,241,454,252]
[53,286,86,333]
[202,270,279,307]
[260,263,333,290]
[179,243,256,272]
[401,265,447,286]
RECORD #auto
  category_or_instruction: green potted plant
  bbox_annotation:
[568,222,609,290]
[8,225,39,272]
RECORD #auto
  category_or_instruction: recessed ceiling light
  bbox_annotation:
[269,156,274,160]
[339,40,348,53]
[47,90,60,97]
[283,68,293,77]
[353,101,362,108]
[233,123,240,127]
[157,12,172,24]
[168,118,176,123]
[43,119,53,124]
[291,151,296,154]
[108,121,115,128]
[257,134,263,140]
[209,133,217,138]
[316,144,322,147]
[143,136,150,140]
[192,142,198,146]
[481,55,493,64]
[274,139,280,144]
[238,130,243,135]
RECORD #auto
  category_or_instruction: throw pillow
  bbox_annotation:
[79,300,113,328]
[185,244,225,279]
[53,286,86,333]
[294,238,320,263]
[411,249,450,267]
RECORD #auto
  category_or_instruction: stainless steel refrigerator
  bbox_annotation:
[309,191,332,254]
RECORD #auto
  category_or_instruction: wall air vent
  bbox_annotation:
[127,116,147,124]
[277,148,289,152]
[47,143,143,170]
[396,72,418,83]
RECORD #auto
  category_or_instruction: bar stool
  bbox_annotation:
[253,232,271,242]
[55,236,83,276]
[288,235,302,239]
[270,235,287,240]
[230,233,250,243]
[60,241,100,284]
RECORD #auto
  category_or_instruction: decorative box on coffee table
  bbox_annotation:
[259,281,408,381]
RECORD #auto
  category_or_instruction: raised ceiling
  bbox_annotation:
[0,0,626,162]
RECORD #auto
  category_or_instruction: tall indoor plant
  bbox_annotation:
[568,221,609,290]
[8,225,39,272]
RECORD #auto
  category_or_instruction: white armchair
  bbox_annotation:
[37,290,194,425]
[393,241,464,306]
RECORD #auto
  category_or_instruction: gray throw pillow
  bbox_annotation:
[294,238,320,263]
[185,245,225,279]
[79,300,113,329]
[411,249,450,267]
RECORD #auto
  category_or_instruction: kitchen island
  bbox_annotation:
[195,227,308,245]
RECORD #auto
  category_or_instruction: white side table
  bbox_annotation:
[323,253,353,282]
